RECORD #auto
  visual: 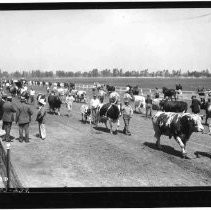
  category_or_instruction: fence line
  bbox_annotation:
[74,84,197,94]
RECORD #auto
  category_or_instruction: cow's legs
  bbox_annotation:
[108,119,113,134]
[117,119,120,131]
[155,133,161,149]
[175,136,187,157]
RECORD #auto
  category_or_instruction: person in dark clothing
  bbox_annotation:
[190,95,201,114]
[16,96,33,143]
[2,96,16,142]
[145,94,153,118]
[0,94,7,120]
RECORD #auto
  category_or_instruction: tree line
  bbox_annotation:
[0,68,211,78]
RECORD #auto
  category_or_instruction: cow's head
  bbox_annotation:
[189,114,204,132]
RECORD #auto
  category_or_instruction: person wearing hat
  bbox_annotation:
[190,95,201,114]
[36,99,47,140]
[90,94,100,125]
[16,96,33,143]
[2,95,16,142]
[145,94,152,118]
[65,92,74,117]
[121,98,133,136]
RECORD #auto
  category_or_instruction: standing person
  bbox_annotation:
[36,99,47,140]
[121,98,133,136]
[145,94,153,118]
[205,98,211,135]
[65,92,74,117]
[29,88,35,105]
[190,95,201,114]
[0,94,7,121]
[154,87,159,98]
[2,96,16,142]
[90,94,100,125]
[16,96,33,143]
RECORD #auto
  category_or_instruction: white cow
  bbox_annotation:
[134,95,146,112]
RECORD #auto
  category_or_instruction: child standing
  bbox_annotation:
[121,98,133,136]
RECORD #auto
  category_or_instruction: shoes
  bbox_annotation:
[41,138,45,140]
[25,140,30,143]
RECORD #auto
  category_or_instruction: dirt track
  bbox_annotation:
[1,90,211,187]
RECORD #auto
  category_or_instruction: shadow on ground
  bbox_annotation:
[143,142,184,158]
[194,151,211,159]
[93,126,110,133]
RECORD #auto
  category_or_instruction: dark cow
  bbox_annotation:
[21,91,30,103]
[126,85,139,95]
[176,84,182,90]
[159,100,188,113]
[48,94,62,115]
[9,86,18,97]
[152,112,204,158]
[98,103,120,134]
[106,85,115,93]
[162,87,177,101]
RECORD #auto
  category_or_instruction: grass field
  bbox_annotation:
[42,77,211,91]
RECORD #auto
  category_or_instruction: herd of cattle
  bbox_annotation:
[1,79,211,159]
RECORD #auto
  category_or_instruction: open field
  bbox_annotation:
[41,77,211,91]
[0,81,211,188]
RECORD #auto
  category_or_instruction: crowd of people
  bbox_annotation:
[0,92,47,143]
[0,78,211,142]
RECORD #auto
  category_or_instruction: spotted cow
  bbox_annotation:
[152,112,204,158]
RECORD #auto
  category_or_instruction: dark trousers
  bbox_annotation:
[2,122,12,142]
[123,116,131,134]
[19,123,29,142]
[30,95,35,104]
[146,104,152,117]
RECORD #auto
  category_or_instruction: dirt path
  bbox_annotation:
[1,95,210,187]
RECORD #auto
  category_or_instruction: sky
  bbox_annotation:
[0,8,211,73]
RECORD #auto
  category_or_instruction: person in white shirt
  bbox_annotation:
[65,93,74,117]
[29,88,35,104]
[90,94,100,125]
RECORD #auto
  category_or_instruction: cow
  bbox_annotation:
[9,85,18,97]
[21,91,30,103]
[133,95,146,112]
[162,87,177,101]
[37,93,46,104]
[48,94,62,115]
[98,103,120,134]
[106,85,115,93]
[80,104,91,123]
[159,101,188,113]
[126,85,139,95]
[75,90,86,103]
[152,111,204,158]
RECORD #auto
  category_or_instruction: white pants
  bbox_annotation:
[39,123,46,139]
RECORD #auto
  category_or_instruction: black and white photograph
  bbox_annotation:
[0,3,211,205]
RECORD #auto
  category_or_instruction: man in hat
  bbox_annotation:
[121,98,133,135]
[90,94,100,125]
[36,99,47,140]
[2,96,16,142]
[16,96,33,143]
